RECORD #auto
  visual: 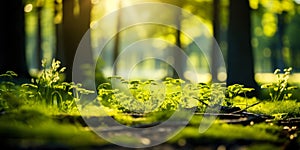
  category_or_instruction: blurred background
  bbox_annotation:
[1,0,300,90]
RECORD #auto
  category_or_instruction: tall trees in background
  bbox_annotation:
[0,0,30,81]
[227,0,258,91]
[112,1,122,75]
[0,0,93,83]
[288,12,300,72]
[211,0,221,82]
[1,0,296,89]
[270,11,287,71]
[173,2,185,79]
[62,0,93,81]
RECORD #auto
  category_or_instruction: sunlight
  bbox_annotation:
[184,71,212,83]
[262,13,277,37]
[91,0,100,5]
[263,48,271,58]
[104,0,121,13]
[249,0,259,9]
[217,72,227,82]
[282,0,294,12]
[259,0,295,13]
[90,1,224,82]
[24,4,33,13]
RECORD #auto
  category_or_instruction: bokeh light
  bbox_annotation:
[24,4,33,13]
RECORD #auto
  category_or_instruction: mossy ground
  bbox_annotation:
[1,100,299,149]
[0,67,299,149]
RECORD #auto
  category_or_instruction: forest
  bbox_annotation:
[1,0,300,149]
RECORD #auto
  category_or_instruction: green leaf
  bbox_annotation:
[287,86,297,91]
[274,69,281,74]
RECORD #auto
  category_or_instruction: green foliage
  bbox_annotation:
[248,100,300,118]
[0,106,107,148]
[0,71,21,112]
[226,84,254,107]
[98,77,256,114]
[261,67,297,101]
[98,77,169,113]
[0,64,300,149]
[194,83,226,108]
[0,71,18,79]
[21,59,93,112]
[169,123,282,145]
[98,77,260,115]
[193,83,254,110]
[227,84,255,99]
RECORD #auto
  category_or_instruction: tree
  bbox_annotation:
[62,0,93,82]
[227,0,258,91]
[55,0,64,66]
[112,1,122,75]
[211,0,221,82]
[287,12,300,72]
[173,2,185,79]
[0,0,30,82]
[270,11,287,71]
[36,0,44,70]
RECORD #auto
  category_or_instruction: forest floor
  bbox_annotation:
[1,102,300,150]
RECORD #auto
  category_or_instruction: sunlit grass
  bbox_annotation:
[0,106,107,148]
[169,123,282,145]
[255,73,300,85]
[248,100,300,118]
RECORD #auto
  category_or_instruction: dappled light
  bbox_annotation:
[262,13,277,37]
[22,0,300,81]
[1,0,300,149]
[24,4,33,13]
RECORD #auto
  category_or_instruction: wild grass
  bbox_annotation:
[0,107,108,148]
[0,62,299,148]
[169,123,283,145]
[261,67,297,101]
[247,100,300,118]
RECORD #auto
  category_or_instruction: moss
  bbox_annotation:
[247,100,300,117]
[247,143,281,150]
[169,123,283,145]
[0,107,107,149]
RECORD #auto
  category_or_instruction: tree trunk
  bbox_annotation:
[37,5,43,70]
[0,0,30,82]
[271,12,287,71]
[173,7,185,79]
[113,1,122,75]
[62,0,92,82]
[55,0,65,69]
[211,0,221,82]
[227,0,258,91]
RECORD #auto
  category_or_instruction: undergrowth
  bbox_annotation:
[0,59,93,114]
[0,61,299,148]
[1,62,299,119]
[97,77,254,114]
[261,67,297,101]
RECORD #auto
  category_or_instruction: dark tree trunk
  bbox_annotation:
[211,0,221,82]
[227,0,258,91]
[37,5,43,70]
[173,8,185,79]
[113,1,122,75]
[0,0,30,82]
[55,23,65,65]
[55,0,65,67]
[62,0,92,82]
[271,12,287,71]
[289,13,300,72]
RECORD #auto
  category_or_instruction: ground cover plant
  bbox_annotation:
[0,60,300,149]
[261,67,298,102]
